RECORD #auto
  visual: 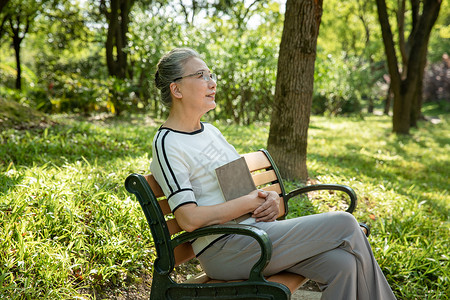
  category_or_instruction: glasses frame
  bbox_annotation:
[173,71,217,83]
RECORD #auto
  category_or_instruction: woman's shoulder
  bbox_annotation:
[152,127,181,151]
[202,122,222,134]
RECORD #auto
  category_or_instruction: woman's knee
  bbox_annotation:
[329,211,359,229]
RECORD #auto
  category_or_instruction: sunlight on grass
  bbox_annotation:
[0,113,448,299]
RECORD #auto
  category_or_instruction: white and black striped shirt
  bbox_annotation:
[150,122,252,255]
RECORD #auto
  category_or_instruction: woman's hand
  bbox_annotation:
[252,190,280,222]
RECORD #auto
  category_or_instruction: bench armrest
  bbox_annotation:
[171,224,271,282]
[284,184,357,213]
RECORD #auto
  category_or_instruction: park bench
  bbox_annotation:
[125,149,357,300]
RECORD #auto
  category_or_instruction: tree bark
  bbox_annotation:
[375,0,442,134]
[9,14,29,90]
[103,0,134,79]
[410,53,427,127]
[267,0,323,181]
[397,0,408,77]
[12,33,21,90]
[384,83,392,115]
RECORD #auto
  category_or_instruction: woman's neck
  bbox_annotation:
[163,109,202,132]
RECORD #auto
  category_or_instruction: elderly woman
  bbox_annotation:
[150,48,396,300]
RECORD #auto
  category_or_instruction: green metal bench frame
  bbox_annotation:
[125,149,357,300]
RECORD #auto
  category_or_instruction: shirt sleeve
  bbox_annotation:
[150,130,197,212]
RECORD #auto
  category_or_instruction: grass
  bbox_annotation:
[0,97,49,130]
[0,108,448,299]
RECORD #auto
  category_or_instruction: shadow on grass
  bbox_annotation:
[0,117,159,169]
[0,114,160,196]
[309,129,449,220]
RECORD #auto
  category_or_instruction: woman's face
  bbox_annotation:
[176,57,217,115]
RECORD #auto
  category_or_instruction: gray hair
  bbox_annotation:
[155,48,202,107]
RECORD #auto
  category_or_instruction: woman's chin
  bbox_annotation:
[206,101,216,111]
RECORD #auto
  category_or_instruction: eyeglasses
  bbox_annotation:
[173,71,217,83]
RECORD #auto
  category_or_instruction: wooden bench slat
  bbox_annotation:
[208,279,227,283]
[145,175,165,198]
[242,152,271,172]
[261,183,282,194]
[184,271,307,294]
[174,242,196,267]
[158,199,172,216]
[184,273,210,284]
[252,170,278,186]
[266,272,308,294]
[167,218,184,236]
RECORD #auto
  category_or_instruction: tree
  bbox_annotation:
[99,0,136,79]
[375,0,442,134]
[0,0,9,45]
[267,0,323,181]
[0,0,46,90]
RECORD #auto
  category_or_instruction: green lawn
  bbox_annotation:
[0,109,448,299]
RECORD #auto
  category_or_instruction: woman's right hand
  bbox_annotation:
[251,190,280,222]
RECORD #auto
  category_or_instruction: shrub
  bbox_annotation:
[313,53,384,115]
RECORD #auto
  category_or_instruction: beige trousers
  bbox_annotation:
[198,211,396,300]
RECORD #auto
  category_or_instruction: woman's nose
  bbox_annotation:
[209,78,217,89]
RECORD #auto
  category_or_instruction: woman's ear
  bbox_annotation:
[170,82,182,99]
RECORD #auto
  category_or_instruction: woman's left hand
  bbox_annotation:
[252,190,280,222]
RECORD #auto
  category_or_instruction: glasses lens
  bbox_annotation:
[210,73,217,82]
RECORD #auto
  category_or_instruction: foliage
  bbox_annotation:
[313,53,385,115]
[427,0,450,63]
[0,0,55,90]
[207,21,280,125]
[320,0,383,60]
[1,0,447,120]
[0,109,448,298]
[0,62,142,115]
[0,62,37,91]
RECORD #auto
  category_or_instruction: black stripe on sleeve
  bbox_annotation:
[168,188,194,200]
[161,130,181,190]
[155,130,174,194]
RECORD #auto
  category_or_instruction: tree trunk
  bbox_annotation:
[410,64,425,127]
[384,83,392,115]
[9,14,29,91]
[392,89,411,134]
[105,0,118,77]
[267,0,323,181]
[375,0,442,135]
[104,0,134,79]
[12,33,21,90]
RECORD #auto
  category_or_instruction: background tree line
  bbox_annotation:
[0,0,448,126]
